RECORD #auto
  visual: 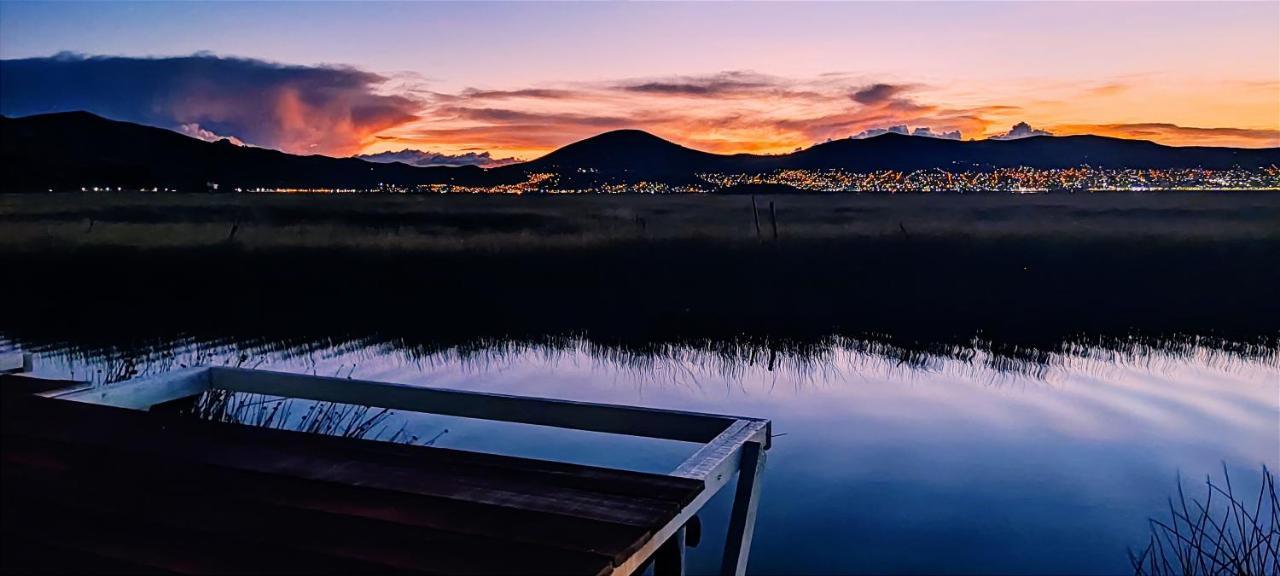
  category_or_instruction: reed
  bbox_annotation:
[1130,465,1279,576]
[186,387,447,446]
[2,191,1277,369]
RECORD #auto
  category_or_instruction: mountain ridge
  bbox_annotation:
[3,111,1278,191]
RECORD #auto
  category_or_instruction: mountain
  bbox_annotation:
[2,112,1277,192]
[519,130,721,174]
[784,132,1280,171]
[488,129,752,186]
[668,130,1277,172]
[0,111,507,191]
[496,129,1280,181]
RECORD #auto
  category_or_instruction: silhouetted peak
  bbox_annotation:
[527,128,716,173]
[564,129,683,150]
[864,131,913,140]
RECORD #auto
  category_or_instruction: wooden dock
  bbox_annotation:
[0,356,770,575]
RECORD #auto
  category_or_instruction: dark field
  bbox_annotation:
[3,191,1280,249]
[2,191,1278,367]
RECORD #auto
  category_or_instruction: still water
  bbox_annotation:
[8,338,1278,575]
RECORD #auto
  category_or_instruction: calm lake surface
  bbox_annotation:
[5,337,1277,575]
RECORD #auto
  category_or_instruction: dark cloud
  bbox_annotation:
[460,88,578,100]
[618,72,775,96]
[0,52,420,155]
[447,107,646,128]
[850,83,913,105]
[625,82,754,95]
[845,83,937,124]
[356,148,520,168]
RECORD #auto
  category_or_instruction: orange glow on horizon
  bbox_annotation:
[356,74,1280,159]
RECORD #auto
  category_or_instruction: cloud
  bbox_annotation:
[1085,82,1130,97]
[177,123,246,146]
[618,71,777,97]
[853,124,910,138]
[0,53,419,156]
[447,107,644,128]
[991,121,1053,140]
[848,83,935,115]
[379,71,991,155]
[356,149,520,168]
[460,88,577,100]
[850,83,913,105]
[912,127,962,140]
[850,125,962,140]
[7,53,1270,157]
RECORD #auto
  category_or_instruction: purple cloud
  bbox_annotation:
[851,125,962,140]
[991,121,1053,140]
[850,83,913,105]
[356,148,520,168]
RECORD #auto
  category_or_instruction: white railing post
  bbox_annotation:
[0,352,33,375]
[721,440,766,576]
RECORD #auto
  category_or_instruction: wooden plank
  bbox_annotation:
[1,495,396,575]
[2,433,654,565]
[1,397,684,529]
[0,373,85,397]
[211,366,739,443]
[2,465,615,576]
[2,366,772,576]
[152,404,704,506]
[0,531,174,574]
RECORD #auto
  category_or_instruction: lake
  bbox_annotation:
[2,191,1277,573]
[7,335,1276,575]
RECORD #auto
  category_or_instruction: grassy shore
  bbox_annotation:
[2,191,1279,250]
[1,191,1277,365]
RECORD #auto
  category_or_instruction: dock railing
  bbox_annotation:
[27,363,770,576]
[0,351,34,375]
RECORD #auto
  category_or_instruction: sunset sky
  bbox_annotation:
[1,1,1277,163]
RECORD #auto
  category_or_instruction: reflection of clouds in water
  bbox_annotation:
[15,336,1276,461]
[7,334,1278,574]
[10,336,1278,466]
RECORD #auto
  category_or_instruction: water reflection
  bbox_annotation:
[3,334,1277,574]
[5,332,1276,386]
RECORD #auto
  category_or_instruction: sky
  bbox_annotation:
[1,1,1278,163]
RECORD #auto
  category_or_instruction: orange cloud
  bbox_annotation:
[1049,123,1280,148]
[369,74,1008,158]
[365,69,1280,158]
[1,54,421,157]
[6,55,1276,159]
[168,67,419,156]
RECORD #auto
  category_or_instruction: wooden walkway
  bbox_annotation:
[0,357,770,575]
